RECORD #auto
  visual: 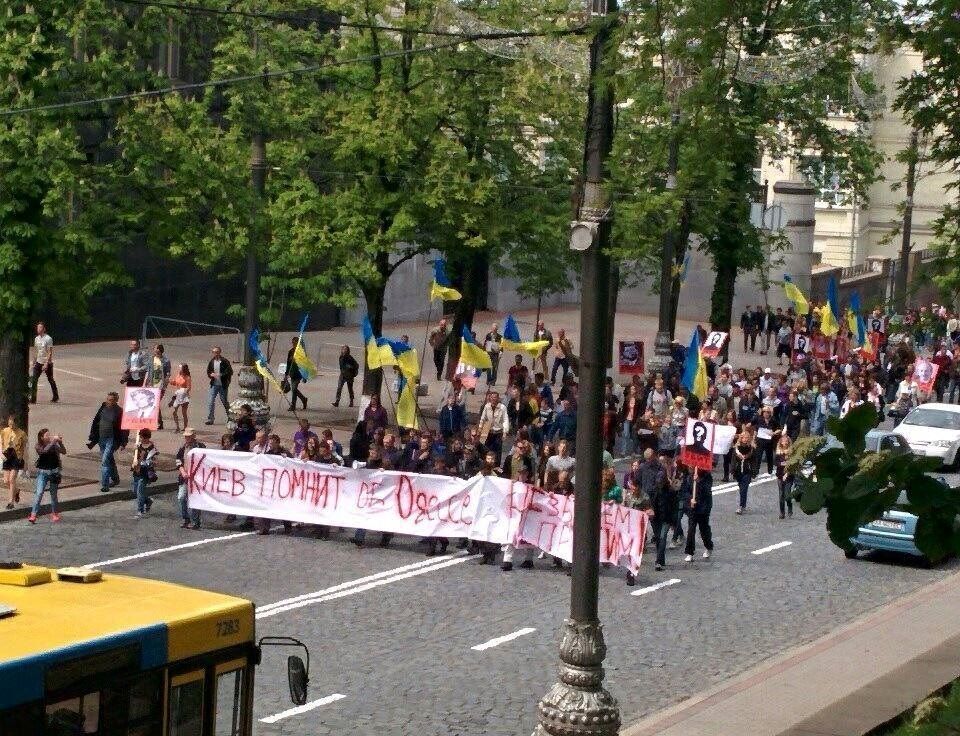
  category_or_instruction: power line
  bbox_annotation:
[112,0,581,39]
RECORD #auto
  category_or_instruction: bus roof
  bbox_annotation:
[0,566,254,710]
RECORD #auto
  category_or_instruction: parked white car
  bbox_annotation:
[895,403,960,469]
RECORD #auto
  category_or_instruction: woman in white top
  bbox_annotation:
[839,388,864,419]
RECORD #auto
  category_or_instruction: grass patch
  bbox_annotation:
[872,680,960,735]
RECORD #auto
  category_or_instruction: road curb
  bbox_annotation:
[0,481,179,523]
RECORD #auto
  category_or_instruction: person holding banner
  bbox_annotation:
[733,430,755,515]
[753,406,780,476]
[681,464,713,562]
[638,448,670,571]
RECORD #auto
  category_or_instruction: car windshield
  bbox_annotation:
[902,409,960,430]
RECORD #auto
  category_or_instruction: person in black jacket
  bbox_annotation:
[639,448,670,570]
[333,345,359,407]
[506,386,533,436]
[284,337,308,411]
[205,346,233,425]
[87,391,130,493]
[681,464,714,561]
[438,396,467,440]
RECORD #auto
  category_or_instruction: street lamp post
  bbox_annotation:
[533,1,620,734]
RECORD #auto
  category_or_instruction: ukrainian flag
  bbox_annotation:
[396,380,419,430]
[361,316,396,370]
[380,335,420,380]
[681,328,708,400]
[292,314,317,381]
[820,276,840,337]
[848,292,867,346]
[459,326,492,370]
[782,274,809,315]
[247,328,285,394]
[500,314,549,358]
[429,258,462,302]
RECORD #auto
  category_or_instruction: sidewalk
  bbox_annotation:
[622,570,960,736]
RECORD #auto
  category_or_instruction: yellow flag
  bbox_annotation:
[293,339,317,380]
[254,359,285,395]
[396,381,419,429]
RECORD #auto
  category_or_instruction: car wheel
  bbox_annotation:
[844,547,858,559]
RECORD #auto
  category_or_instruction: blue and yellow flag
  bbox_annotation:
[248,328,285,395]
[459,325,492,370]
[361,316,396,370]
[429,258,462,302]
[500,314,549,358]
[396,380,419,430]
[819,275,841,337]
[380,335,420,381]
[681,328,708,400]
[782,274,809,315]
[848,292,867,346]
[292,314,317,381]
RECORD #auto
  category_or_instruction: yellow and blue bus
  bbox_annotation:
[0,563,307,736]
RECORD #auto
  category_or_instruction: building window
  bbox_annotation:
[799,154,850,206]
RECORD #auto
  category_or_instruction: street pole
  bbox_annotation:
[533,1,620,734]
[647,110,680,373]
[246,132,265,365]
[894,129,919,314]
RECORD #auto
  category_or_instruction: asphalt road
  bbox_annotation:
[2,474,956,736]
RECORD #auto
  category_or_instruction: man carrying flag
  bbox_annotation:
[501,314,550,358]
[429,258,462,302]
[284,337,308,411]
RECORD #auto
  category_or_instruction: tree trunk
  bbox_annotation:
[0,331,29,433]
[361,277,386,397]
[710,256,737,335]
[607,262,619,368]
[447,248,486,378]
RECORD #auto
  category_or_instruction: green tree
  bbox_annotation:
[894,0,960,299]
[0,1,166,425]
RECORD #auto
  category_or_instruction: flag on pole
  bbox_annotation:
[459,326,492,370]
[681,328,708,400]
[500,314,550,357]
[429,258,462,302]
[361,316,396,370]
[247,328,286,395]
[782,274,809,315]
[818,277,841,337]
[380,335,420,380]
[396,380,419,430]
[292,314,317,381]
[672,251,692,283]
[848,292,867,346]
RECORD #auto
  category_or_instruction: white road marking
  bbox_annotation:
[86,532,256,568]
[257,553,478,619]
[257,552,469,614]
[714,473,774,495]
[259,694,346,724]
[630,578,682,597]
[471,627,537,652]
[752,540,793,555]
[55,367,104,381]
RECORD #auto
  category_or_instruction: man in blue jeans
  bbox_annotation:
[176,428,205,529]
[205,346,233,425]
[87,392,128,493]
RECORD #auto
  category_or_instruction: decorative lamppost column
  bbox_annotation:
[533,1,620,734]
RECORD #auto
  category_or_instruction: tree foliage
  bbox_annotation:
[790,403,960,562]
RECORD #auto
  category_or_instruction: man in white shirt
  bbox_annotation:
[30,321,59,404]
[478,391,509,464]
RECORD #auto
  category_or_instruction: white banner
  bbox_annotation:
[185,449,648,570]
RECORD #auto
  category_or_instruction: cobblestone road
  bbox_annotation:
[1,475,954,736]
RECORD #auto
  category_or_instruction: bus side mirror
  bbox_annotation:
[287,656,309,705]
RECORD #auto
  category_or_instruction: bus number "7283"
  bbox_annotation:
[216,618,240,637]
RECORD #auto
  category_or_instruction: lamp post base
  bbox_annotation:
[533,619,620,736]
[227,365,271,432]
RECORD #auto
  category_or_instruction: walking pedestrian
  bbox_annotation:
[168,364,192,433]
[483,323,502,386]
[332,345,359,407]
[285,337,308,411]
[682,465,714,562]
[28,429,66,524]
[478,391,509,464]
[121,339,149,387]
[88,392,128,493]
[147,344,171,430]
[733,430,755,514]
[533,321,553,377]
[428,318,449,381]
[177,428,205,529]
[774,434,794,519]
[2,416,26,509]
[640,448,670,571]
[204,346,233,425]
[130,429,157,518]
[29,322,59,403]
[551,329,572,385]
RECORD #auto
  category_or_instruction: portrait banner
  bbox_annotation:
[913,359,939,394]
[121,386,161,431]
[618,341,645,374]
[701,332,728,359]
[679,419,715,470]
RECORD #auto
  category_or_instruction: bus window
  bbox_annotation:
[214,662,245,736]
[45,693,99,734]
[168,672,204,736]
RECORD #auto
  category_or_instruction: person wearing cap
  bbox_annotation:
[176,428,206,529]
